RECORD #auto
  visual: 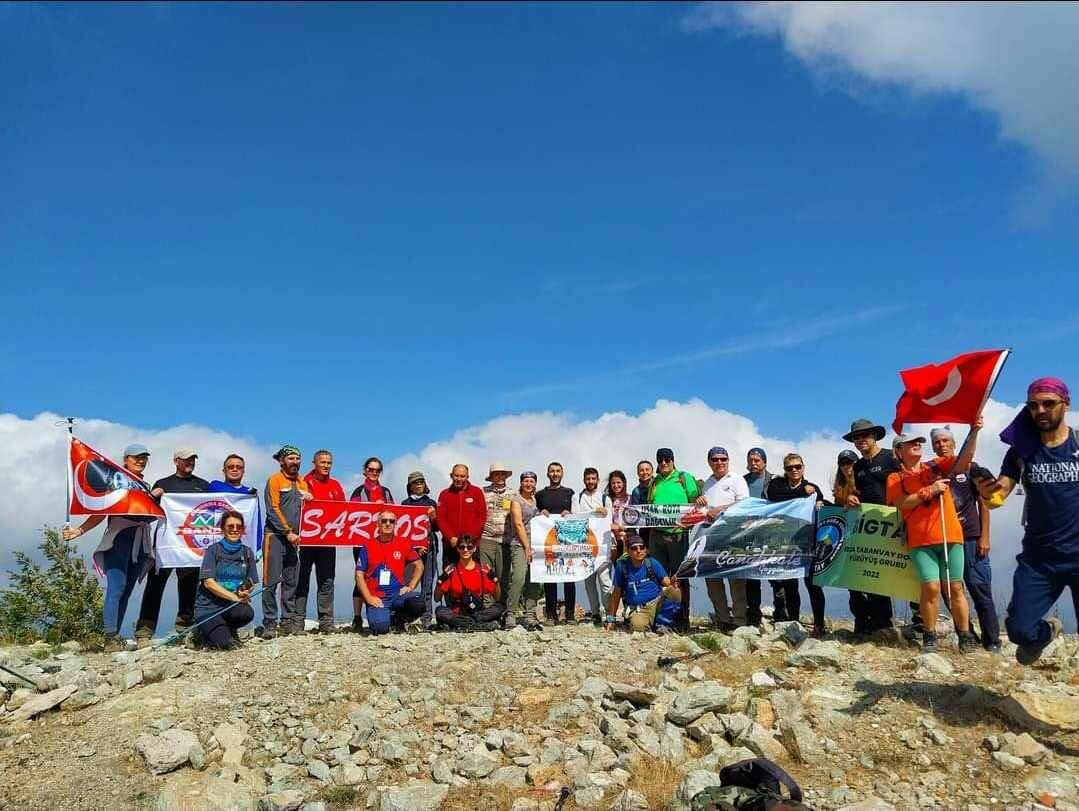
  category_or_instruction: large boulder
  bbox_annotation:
[155,772,256,811]
[136,729,202,775]
[9,684,78,722]
[998,683,1079,733]
[375,782,449,811]
[784,639,843,669]
[667,682,737,725]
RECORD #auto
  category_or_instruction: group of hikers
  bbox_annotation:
[62,376,1078,667]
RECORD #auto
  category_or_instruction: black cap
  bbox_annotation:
[656,447,675,462]
[838,450,859,464]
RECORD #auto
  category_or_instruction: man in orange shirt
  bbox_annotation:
[887,418,982,653]
[262,444,312,638]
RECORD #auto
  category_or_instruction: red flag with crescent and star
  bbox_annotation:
[68,438,165,517]
[892,349,1010,433]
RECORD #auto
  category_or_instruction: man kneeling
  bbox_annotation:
[605,533,679,634]
[434,535,503,631]
[356,510,426,634]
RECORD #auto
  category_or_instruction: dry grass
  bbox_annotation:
[442,783,553,811]
[623,755,686,810]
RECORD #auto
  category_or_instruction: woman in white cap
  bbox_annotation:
[887,419,983,653]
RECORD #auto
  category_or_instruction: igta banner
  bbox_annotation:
[299,500,431,547]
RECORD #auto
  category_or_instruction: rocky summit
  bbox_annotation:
[2,620,1079,811]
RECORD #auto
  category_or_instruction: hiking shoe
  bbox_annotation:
[261,625,278,640]
[502,614,518,630]
[523,617,543,632]
[475,620,500,632]
[922,632,939,652]
[351,618,364,634]
[103,634,126,653]
[1017,617,1064,665]
[958,632,979,654]
[133,625,153,642]
[986,642,1003,654]
[654,625,674,636]
[811,624,827,639]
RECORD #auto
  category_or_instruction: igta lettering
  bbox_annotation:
[853,516,904,540]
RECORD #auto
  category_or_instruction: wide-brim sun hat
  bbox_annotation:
[486,462,513,481]
[842,419,886,443]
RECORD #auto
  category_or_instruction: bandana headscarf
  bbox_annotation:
[748,447,767,463]
[273,444,301,461]
[1000,377,1071,458]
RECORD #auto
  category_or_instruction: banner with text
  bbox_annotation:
[155,493,260,568]
[530,513,612,583]
[675,496,817,581]
[299,500,431,547]
[611,503,711,530]
[812,504,920,601]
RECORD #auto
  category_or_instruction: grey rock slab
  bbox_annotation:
[375,782,449,811]
[136,729,201,775]
[913,653,955,676]
[998,682,1079,733]
[487,765,527,787]
[609,682,659,706]
[667,681,737,725]
[991,751,1027,771]
[155,772,257,811]
[257,790,305,811]
[10,684,77,721]
[671,769,723,811]
[784,638,843,669]
[779,721,823,764]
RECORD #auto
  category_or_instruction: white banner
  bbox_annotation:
[155,493,260,568]
[529,513,611,583]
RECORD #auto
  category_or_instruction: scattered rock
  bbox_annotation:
[9,684,77,722]
[913,653,954,676]
[1000,731,1050,764]
[780,720,823,764]
[785,639,843,669]
[374,781,449,811]
[609,682,659,706]
[991,751,1027,771]
[999,683,1079,733]
[667,682,737,725]
[135,729,201,775]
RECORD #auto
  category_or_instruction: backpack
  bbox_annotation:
[691,758,808,811]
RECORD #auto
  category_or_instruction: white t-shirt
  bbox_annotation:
[578,489,607,513]
[701,473,749,508]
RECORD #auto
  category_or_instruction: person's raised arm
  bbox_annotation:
[62,515,105,541]
[952,416,984,474]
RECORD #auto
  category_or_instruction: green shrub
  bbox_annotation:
[0,527,103,644]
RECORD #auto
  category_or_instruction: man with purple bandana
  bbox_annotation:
[979,377,1078,664]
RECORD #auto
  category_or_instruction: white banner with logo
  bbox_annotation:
[529,513,612,583]
[155,493,261,568]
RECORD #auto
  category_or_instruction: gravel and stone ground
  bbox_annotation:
[3,617,1079,810]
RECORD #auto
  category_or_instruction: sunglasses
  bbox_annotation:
[222,524,244,532]
[628,543,647,551]
[458,543,476,550]
[1027,399,1064,412]
[366,467,383,473]
[378,518,396,524]
[784,464,804,471]
[709,457,729,463]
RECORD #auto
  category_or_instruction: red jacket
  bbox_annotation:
[304,471,346,501]
[437,483,487,542]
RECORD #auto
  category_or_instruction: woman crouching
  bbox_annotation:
[194,510,258,649]
[434,535,504,631]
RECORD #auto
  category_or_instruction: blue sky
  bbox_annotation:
[4,2,1079,461]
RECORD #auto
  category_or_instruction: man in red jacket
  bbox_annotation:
[437,464,487,569]
[297,450,345,633]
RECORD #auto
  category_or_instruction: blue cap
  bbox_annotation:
[122,443,151,457]
[707,447,729,460]
[520,470,538,481]
[747,447,767,462]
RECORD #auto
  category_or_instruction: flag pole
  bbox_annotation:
[64,418,75,528]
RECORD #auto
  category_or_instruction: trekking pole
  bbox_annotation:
[657,650,716,669]
[154,584,270,647]
[0,661,40,690]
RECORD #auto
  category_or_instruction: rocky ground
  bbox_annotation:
[2,616,1079,811]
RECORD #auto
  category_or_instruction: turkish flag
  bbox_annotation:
[892,349,1009,433]
[69,438,165,517]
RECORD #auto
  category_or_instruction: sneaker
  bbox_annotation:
[922,632,938,652]
[133,626,153,642]
[811,624,827,639]
[654,625,674,636]
[958,632,979,654]
[523,617,543,632]
[986,642,1003,654]
[103,634,126,653]
[261,625,278,640]
[502,614,518,630]
[1017,617,1064,665]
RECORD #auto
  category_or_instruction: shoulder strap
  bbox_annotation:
[644,558,662,586]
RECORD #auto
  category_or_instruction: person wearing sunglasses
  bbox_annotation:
[764,454,826,637]
[355,510,425,635]
[978,378,1079,665]
[647,447,700,631]
[434,535,502,631]
[888,420,982,654]
[297,450,346,634]
[605,533,680,634]
[193,510,259,650]
[349,456,395,632]
[698,446,750,632]
[842,418,898,637]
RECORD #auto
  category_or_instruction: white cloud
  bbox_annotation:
[1,398,1069,627]
[686,2,1079,182]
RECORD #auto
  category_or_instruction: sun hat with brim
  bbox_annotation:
[173,446,198,460]
[406,471,430,494]
[842,419,886,443]
[892,433,927,450]
[486,462,513,481]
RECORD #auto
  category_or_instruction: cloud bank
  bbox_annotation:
[687,2,1079,182]
[0,398,1065,627]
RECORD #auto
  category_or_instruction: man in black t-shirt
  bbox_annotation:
[536,462,575,624]
[842,419,897,635]
[134,447,210,641]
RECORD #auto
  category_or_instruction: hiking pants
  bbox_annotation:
[295,546,335,628]
[651,531,690,628]
[102,530,142,637]
[770,579,801,623]
[849,590,893,633]
[262,532,299,629]
[198,602,254,649]
[418,538,439,622]
[625,595,679,632]
[435,603,503,630]
[1006,552,1079,648]
[963,538,1000,647]
[706,577,747,626]
[136,565,199,634]
[367,591,426,634]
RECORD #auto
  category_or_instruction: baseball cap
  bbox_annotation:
[173,446,198,460]
[707,446,729,460]
[656,447,675,462]
[123,443,151,458]
[837,450,858,464]
[892,433,927,450]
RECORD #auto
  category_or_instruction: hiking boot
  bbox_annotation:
[261,624,278,640]
[103,634,126,653]
[133,625,153,643]
[351,617,364,634]
[922,632,939,652]
[1017,617,1064,665]
[958,632,979,654]
[811,624,827,639]
[522,617,543,632]
[986,642,1003,654]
